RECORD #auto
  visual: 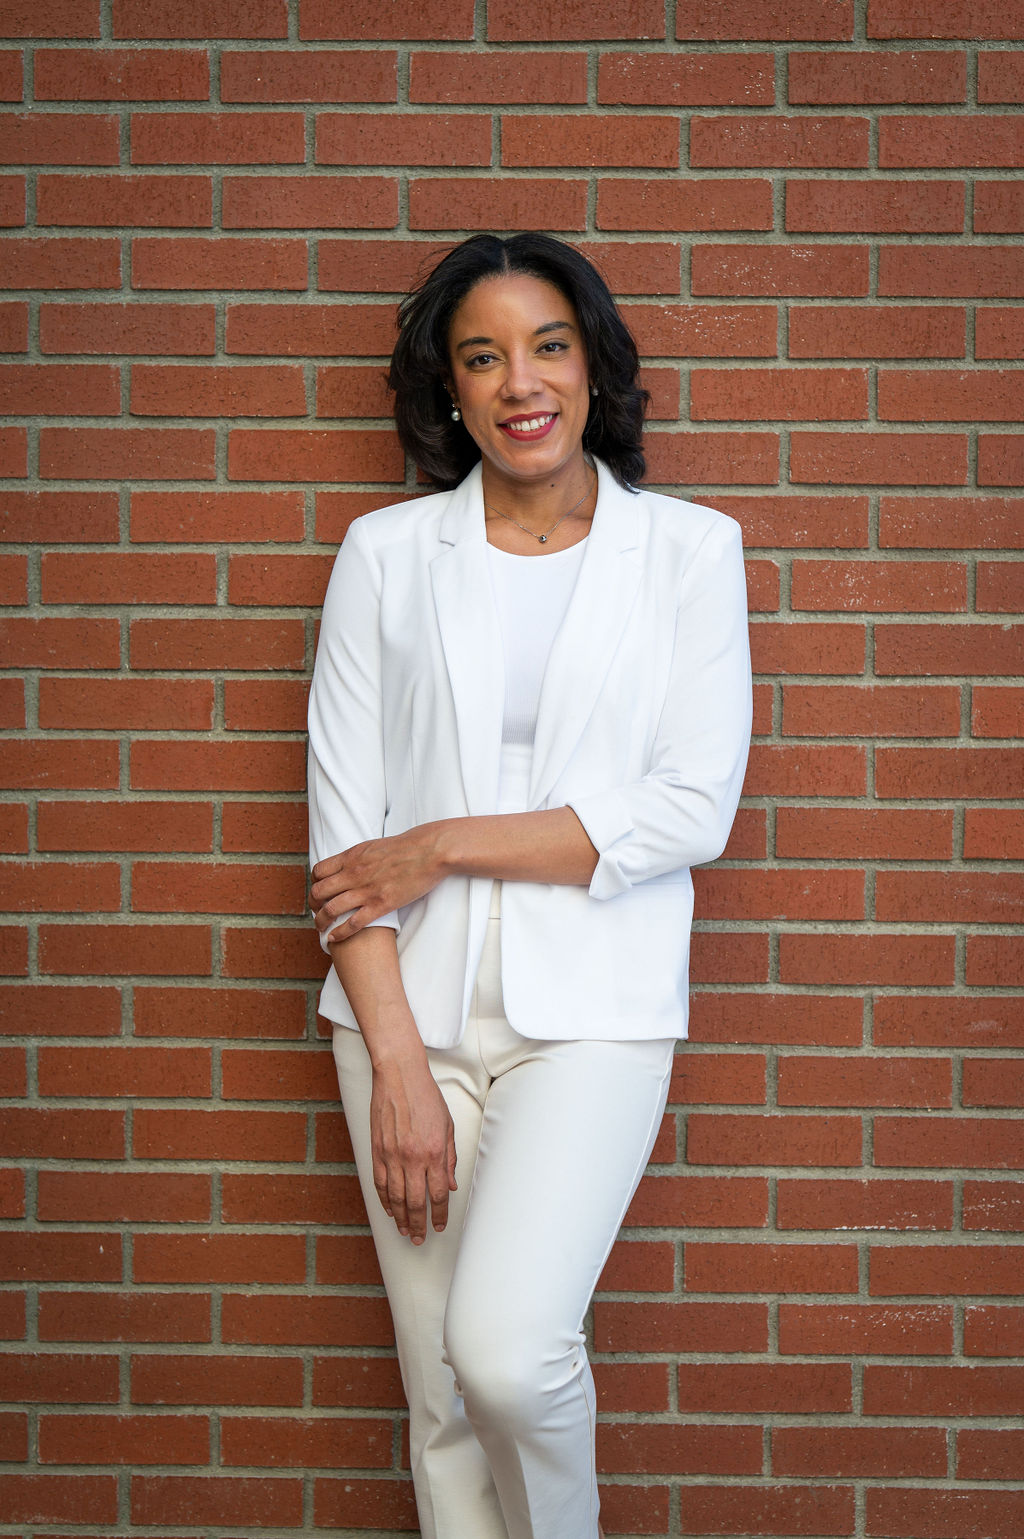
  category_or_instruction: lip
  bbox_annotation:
[497,412,557,441]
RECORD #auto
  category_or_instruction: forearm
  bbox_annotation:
[328,927,428,1072]
[434,805,598,887]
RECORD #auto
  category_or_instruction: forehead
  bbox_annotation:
[448,273,577,340]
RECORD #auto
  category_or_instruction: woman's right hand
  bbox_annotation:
[369,1054,457,1245]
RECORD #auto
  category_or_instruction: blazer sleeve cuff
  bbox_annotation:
[566,790,635,901]
[320,910,401,952]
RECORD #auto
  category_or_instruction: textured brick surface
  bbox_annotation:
[1,6,1021,1535]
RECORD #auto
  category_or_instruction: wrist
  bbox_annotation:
[430,817,464,880]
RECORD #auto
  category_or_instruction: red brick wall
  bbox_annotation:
[2,2,1022,1535]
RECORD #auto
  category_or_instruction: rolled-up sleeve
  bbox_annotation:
[568,516,752,900]
[308,517,399,949]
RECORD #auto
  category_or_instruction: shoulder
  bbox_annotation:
[632,483,744,558]
[347,486,452,552]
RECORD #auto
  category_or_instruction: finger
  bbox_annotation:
[427,1169,450,1233]
[403,1171,428,1246]
[315,893,359,933]
[387,1171,409,1236]
[310,851,345,885]
[372,1157,392,1217]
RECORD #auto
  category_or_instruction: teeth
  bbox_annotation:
[505,414,553,433]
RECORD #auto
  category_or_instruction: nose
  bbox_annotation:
[500,347,541,400]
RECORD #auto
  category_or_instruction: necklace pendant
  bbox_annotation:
[538,534,547,543]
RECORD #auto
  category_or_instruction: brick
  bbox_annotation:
[222,47,397,102]
[313,1354,403,1410]
[777,807,952,860]
[964,1059,1024,1110]
[877,623,1023,677]
[223,1293,392,1346]
[0,299,27,349]
[778,1178,952,1232]
[965,1305,1024,1353]
[880,245,1024,297]
[505,114,677,169]
[132,860,304,917]
[964,808,1024,858]
[1,1348,118,1402]
[133,1106,304,1161]
[678,0,853,38]
[692,366,867,421]
[875,1116,1024,1169]
[302,0,473,37]
[782,1305,948,1354]
[1,362,121,418]
[959,1428,1024,1479]
[645,429,778,485]
[749,621,864,674]
[0,111,118,165]
[0,1044,25,1094]
[781,933,955,986]
[979,52,1024,103]
[226,300,396,355]
[228,428,402,483]
[623,302,776,357]
[685,1241,858,1294]
[408,177,586,232]
[787,178,963,233]
[315,1234,385,1287]
[626,1173,768,1227]
[129,617,304,670]
[743,744,866,796]
[599,50,773,105]
[789,48,965,103]
[39,1044,210,1098]
[487,0,663,41]
[40,425,215,481]
[715,493,869,547]
[688,1112,861,1167]
[881,115,1024,168]
[0,617,118,669]
[39,1290,208,1345]
[875,996,1024,1049]
[132,111,304,166]
[130,739,304,791]
[228,552,334,606]
[131,1352,302,1407]
[0,926,28,974]
[783,683,959,737]
[788,305,965,359]
[967,935,1024,988]
[0,552,26,603]
[413,50,586,103]
[779,1054,951,1109]
[689,992,862,1047]
[791,431,967,485]
[131,489,303,542]
[975,181,1024,233]
[221,1047,336,1100]
[312,238,446,293]
[693,243,869,296]
[316,488,418,541]
[869,1488,1024,1539]
[0,1474,117,1525]
[316,363,391,419]
[223,680,308,732]
[598,1421,761,1476]
[0,862,119,915]
[38,1169,209,1223]
[0,170,24,223]
[39,923,210,979]
[0,1107,123,1159]
[35,46,209,100]
[880,494,1024,549]
[795,559,966,611]
[980,434,1024,486]
[880,368,1024,423]
[694,868,862,921]
[222,174,396,230]
[0,235,119,289]
[678,1363,851,1414]
[131,362,305,417]
[596,1299,766,1353]
[314,1477,418,1534]
[773,1425,947,1477]
[134,1233,304,1285]
[132,235,307,290]
[0,982,119,1036]
[0,1410,27,1457]
[40,1411,208,1465]
[864,1365,1024,1418]
[37,172,211,227]
[319,111,490,167]
[41,300,215,354]
[221,1414,391,1470]
[869,0,1024,37]
[222,1172,363,1225]
[0,801,27,849]
[113,0,288,38]
[39,679,213,732]
[222,923,325,980]
[135,985,305,1039]
[693,114,868,167]
[132,1473,303,1525]
[977,565,1024,614]
[0,51,22,97]
[0,740,118,791]
[0,424,26,474]
[42,551,216,605]
[878,871,1024,925]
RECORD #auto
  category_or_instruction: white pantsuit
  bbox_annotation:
[308,458,752,1537]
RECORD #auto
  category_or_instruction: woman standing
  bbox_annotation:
[308,233,752,1539]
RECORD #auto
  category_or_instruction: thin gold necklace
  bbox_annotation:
[484,472,595,545]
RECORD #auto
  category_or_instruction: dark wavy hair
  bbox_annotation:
[387,233,649,490]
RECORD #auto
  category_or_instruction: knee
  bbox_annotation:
[443,1316,553,1438]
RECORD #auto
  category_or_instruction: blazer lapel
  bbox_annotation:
[430,464,505,816]
[529,462,644,807]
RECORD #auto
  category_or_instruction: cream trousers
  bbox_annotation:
[332,889,675,1539]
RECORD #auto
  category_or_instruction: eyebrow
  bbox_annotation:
[454,320,576,351]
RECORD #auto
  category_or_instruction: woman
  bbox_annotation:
[307,233,752,1539]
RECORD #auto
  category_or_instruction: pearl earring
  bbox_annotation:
[590,385,598,397]
[451,405,461,421]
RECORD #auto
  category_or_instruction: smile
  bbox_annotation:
[499,413,556,439]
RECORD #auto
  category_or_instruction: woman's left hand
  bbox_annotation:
[310,824,447,942]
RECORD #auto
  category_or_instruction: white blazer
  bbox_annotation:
[308,457,752,1048]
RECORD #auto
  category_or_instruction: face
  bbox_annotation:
[447,273,591,495]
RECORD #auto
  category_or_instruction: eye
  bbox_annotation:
[466,351,497,369]
[539,339,568,354]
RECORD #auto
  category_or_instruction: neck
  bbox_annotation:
[481,458,594,534]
